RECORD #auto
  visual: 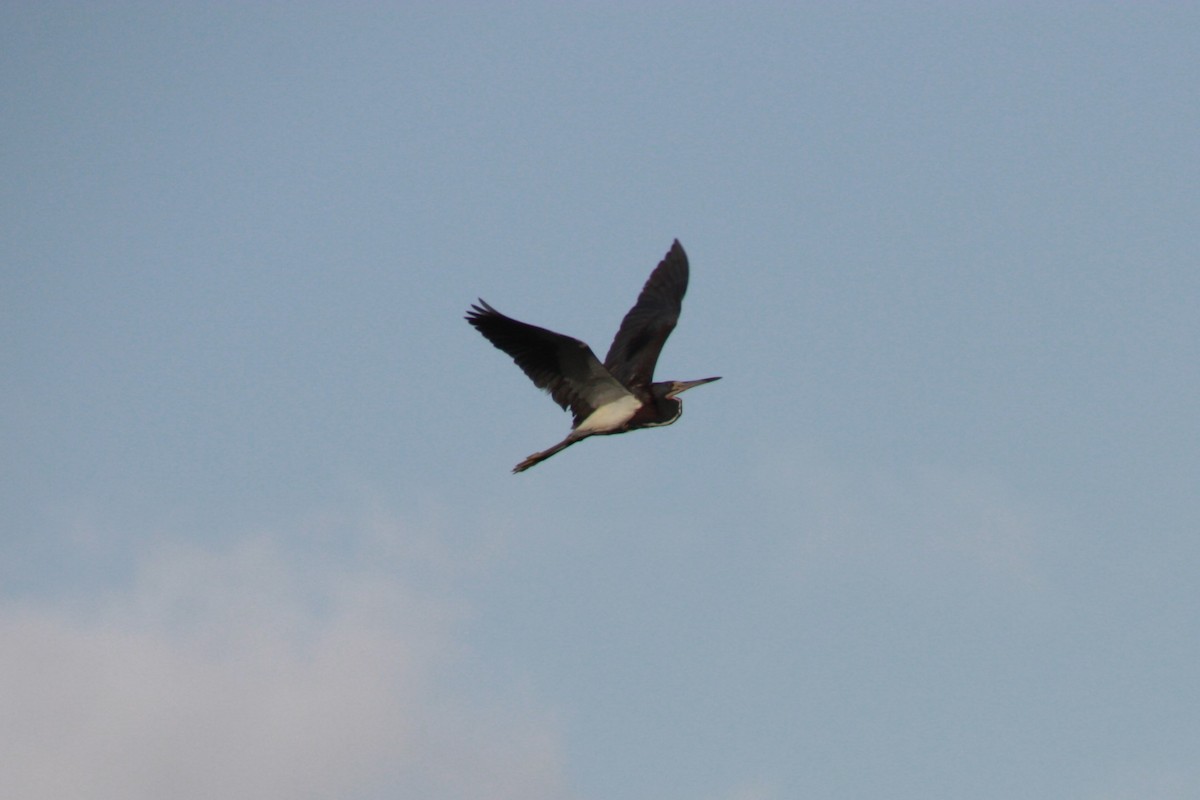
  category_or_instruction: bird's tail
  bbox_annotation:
[513,433,585,474]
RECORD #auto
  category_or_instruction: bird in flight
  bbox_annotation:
[466,239,720,473]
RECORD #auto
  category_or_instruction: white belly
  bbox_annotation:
[574,395,642,435]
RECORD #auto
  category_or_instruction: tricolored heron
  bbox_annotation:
[466,239,720,473]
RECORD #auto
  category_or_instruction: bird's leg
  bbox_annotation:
[512,432,587,474]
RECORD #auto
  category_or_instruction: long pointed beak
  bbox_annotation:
[671,376,721,396]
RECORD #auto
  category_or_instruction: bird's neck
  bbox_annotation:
[642,395,682,427]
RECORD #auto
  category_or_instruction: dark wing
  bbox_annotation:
[466,300,633,426]
[603,239,689,389]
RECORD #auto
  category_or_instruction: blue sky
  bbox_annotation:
[4,4,1199,799]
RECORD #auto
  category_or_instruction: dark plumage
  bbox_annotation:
[466,240,720,473]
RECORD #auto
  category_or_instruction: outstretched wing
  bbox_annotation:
[466,301,634,426]
[603,240,689,390]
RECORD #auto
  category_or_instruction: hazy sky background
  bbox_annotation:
[4,4,1199,799]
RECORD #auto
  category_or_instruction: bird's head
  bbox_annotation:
[662,376,721,398]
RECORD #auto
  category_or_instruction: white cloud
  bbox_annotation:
[0,531,570,800]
